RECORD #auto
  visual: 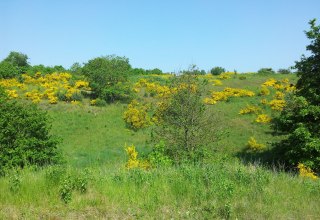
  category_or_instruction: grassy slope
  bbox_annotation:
[1,73,320,219]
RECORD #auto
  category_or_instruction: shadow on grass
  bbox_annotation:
[235,142,292,172]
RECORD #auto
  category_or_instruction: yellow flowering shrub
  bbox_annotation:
[239,105,262,115]
[259,86,270,96]
[0,72,91,105]
[260,98,268,105]
[204,87,255,105]
[262,78,277,87]
[297,163,318,180]
[123,100,151,130]
[268,99,286,111]
[211,79,223,86]
[274,91,285,100]
[218,72,235,80]
[255,114,271,123]
[90,99,97,106]
[247,137,266,151]
[5,89,19,99]
[125,144,151,170]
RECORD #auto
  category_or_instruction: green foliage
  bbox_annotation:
[0,61,19,78]
[153,75,219,163]
[272,19,320,172]
[59,171,89,203]
[27,64,66,75]
[148,141,173,167]
[9,171,21,193]
[69,62,83,77]
[101,82,134,103]
[94,98,107,106]
[82,55,132,102]
[257,68,275,75]
[0,97,61,175]
[278,68,291,74]
[210,66,225,75]
[3,51,29,68]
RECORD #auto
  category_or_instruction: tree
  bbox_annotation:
[272,19,320,172]
[210,66,225,75]
[3,51,29,68]
[0,61,19,78]
[0,87,61,175]
[82,55,132,102]
[257,68,275,75]
[153,74,219,163]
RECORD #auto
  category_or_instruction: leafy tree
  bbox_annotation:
[3,51,29,68]
[0,61,19,78]
[272,19,320,172]
[146,68,163,75]
[257,68,275,75]
[0,87,61,175]
[210,66,225,75]
[82,55,132,102]
[153,74,219,163]
[277,68,291,74]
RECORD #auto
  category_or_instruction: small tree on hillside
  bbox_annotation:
[153,73,219,163]
[210,66,225,75]
[0,87,61,175]
[272,19,320,172]
[82,55,133,102]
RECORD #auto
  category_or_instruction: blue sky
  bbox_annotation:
[1,0,320,73]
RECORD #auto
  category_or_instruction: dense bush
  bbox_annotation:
[27,64,66,75]
[0,61,19,78]
[277,68,291,74]
[272,19,320,172]
[0,88,61,175]
[82,55,133,102]
[210,66,225,75]
[257,68,275,75]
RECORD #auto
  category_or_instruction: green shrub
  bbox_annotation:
[0,91,61,175]
[210,66,225,75]
[278,68,291,74]
[0,61,19,78]
[95,98,107,107]
[82,55,132,102]
[239,75,246,80]
[257,68,275,75]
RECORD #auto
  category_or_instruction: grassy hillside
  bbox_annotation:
[1,73,320,219]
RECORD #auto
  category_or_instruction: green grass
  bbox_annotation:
[1,73,319,219]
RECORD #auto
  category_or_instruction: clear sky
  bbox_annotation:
[1,0,320,73]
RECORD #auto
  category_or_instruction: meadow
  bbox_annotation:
[0,72,320,219]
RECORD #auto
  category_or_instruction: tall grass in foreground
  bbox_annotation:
[0,158,319,219]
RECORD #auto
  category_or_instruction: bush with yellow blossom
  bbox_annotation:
[123,100,152,130]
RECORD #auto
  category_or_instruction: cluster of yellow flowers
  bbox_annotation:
[125,144,150,170]
[210,79,223,86]
[134,79,173,98]
[218,72,235,80]
[5,89,19,99]
[134,78,198,99]
[259,86,270,96]
[0,72,91,104]
[247,137,266,151]
[255,114,272,123]
[204,87,255,105]
[239,105,262,115]
[262,78,295,92]
[297,163,318,180]
[123,100,152,129]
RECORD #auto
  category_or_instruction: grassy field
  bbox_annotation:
[1,73,320,219]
